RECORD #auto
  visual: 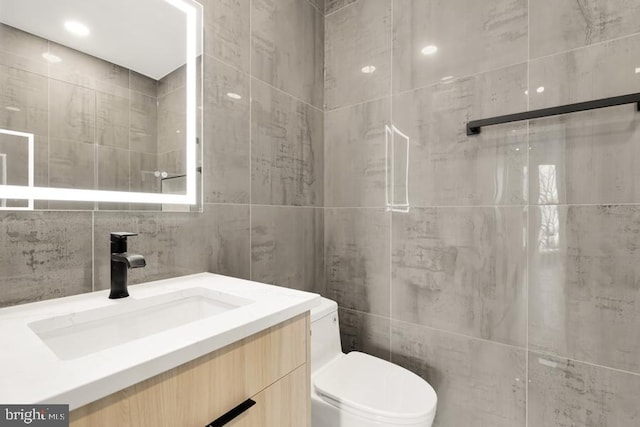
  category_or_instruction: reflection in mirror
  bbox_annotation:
[0,0,202,211]
[385,125,410,213]
[0,129,33,210]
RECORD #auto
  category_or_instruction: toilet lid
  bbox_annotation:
[313,352,437,424]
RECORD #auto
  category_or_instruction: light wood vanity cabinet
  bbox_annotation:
[69,313,310,427]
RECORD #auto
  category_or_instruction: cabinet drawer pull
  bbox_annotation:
[206,399,256,427]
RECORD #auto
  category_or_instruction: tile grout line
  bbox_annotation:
[203,52,323,114]
[325,60,530,114]
[530,348,640,379]
[46,40,50,210]
[326,202,640,209]
[128,70,132,199]
[389,314,640,378]
[388,316,528,352]
[324,0,359,18]
[91,211,95,292]
[251,74,324,113]
[525,0,531,424]
[529,28,640,63]
[305,0,321,14]
[388,0,393,363]
[326,30,640,114]
[248,0,253,281]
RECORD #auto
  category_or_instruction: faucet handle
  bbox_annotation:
[111,232,138,239]
[110,232,138,253]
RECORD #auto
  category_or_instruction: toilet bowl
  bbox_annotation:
[310,297,437,427]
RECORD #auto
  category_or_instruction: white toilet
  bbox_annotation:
[310,297,437,427]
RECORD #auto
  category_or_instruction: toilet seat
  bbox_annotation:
[313,352,437,425]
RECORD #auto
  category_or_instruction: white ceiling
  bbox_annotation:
[0,0,202,80]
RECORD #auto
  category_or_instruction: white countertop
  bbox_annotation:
[0,273,320,409]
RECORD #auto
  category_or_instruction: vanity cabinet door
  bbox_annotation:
[69,314,309,427]
[224,365,309,427]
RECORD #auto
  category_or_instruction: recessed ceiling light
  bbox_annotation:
[226,92,242,100]
[64,21,90,37]
[361,65,376,74]
[536,86,545,93]
[524,90,529,95]
[5,106,21,112]
[421,45,438,55]
[636,67,640,74]
[41,52,62,63]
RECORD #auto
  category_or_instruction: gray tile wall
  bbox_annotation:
[3,1,640,424]
[0,0,324,307]
[324,0,640,425]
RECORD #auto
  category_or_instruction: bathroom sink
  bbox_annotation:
[28,287,253,360]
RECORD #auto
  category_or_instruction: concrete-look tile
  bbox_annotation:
[48,42,129,93]
[0,133,35,188]
[49,79,95,144]
[130,71,158,97]
[325,98,389,207]
[325,0,391,109]
[252,0,323,108]
[308,0,324,13]
[392,0,527,94]
[528,352,640,427]
[96,90,130,150]
[158,149,186,176]
[391,321,526,427]
[251,79,323,207]
[339,307,391,361]
[529,34,640,111]
[0,211,93,308]
[529,205,640,374]
[0,133,49,189]
[392,207,526,347]
[200,0,250,72]
[203,56,249,204]
[130,91,158,154]
[530,0,640,59]
[251,206,324,294]
[157,88,186,155]
[528,36,640,205]
[0,64,48,136]
[97,145,130,192]
[207,204,251,280]
[93,210,216,290]
[529,107,640,205]
[0,23,48,76]
[157,64,185,99]
[325,208,390,316]
[130,151,159,194]
[393,63,528,207]
[49,138,95,190]
[325,0,357,15]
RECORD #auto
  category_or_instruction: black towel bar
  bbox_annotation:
[467,92,640,136]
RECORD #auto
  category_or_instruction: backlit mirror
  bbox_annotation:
[0,0,203,211]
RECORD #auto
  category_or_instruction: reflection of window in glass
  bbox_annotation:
[537,164,558,204]
[385,125,410,213]
[537,164,559,252]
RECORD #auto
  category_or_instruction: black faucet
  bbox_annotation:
[110,232,146,299]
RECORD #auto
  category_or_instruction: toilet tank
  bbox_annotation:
[310,297,342,373]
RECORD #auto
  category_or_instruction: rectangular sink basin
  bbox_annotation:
[28,287,253,360]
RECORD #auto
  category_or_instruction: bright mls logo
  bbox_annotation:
[0,405,68,426]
